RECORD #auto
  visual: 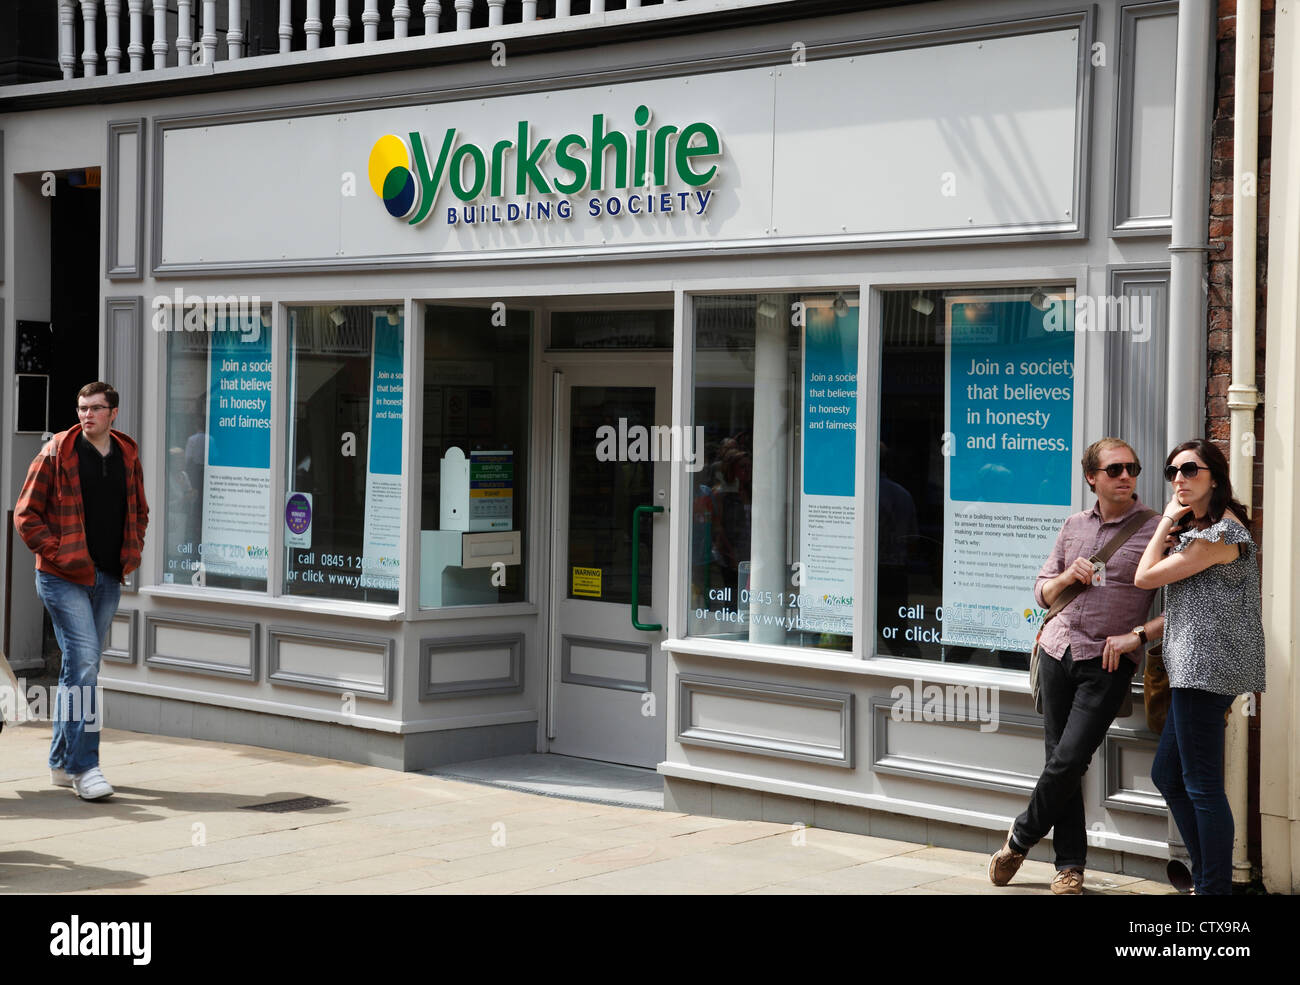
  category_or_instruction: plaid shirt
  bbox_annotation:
[14,424,149,586]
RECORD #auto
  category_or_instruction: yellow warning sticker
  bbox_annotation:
[572,566,602,598]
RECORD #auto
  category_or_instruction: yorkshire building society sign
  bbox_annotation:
[367,107,720,227]
[157,28,1082,269]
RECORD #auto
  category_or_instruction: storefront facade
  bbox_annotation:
[6,0,1287,884]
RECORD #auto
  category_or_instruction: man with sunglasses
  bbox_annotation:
[988,437,1162,893]
[14,382,149,801]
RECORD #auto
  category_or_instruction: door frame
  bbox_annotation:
[542,350,674,763]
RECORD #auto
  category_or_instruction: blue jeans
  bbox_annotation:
[1151,687,1237,895]
[35,568,120,775]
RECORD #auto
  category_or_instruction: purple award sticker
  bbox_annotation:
[286,493,311,535]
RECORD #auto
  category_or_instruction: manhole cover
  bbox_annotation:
[241,796,338,813]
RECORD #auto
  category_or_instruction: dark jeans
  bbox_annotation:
[1151,687,1237,895]
[1012,647,1135,869]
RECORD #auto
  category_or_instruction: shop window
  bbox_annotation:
[876,286,1076,669]
[284,305,404,604]
[161,303,272,591]
[419,305,531,608]
[688,292,859,652]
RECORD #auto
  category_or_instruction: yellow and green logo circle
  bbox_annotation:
[368,134,418,219]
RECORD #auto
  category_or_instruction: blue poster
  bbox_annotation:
[201,319,272,579]
[942,295,1076,651]
[947,298,1073,506]
[799,301,859,636]
[361,314,404,590]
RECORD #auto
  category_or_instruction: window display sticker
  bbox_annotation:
[941,296,1075,652]
[799,301,858,636]
[285,492,312,549]
[201,319,272,579]
[361,313,404,591]
[572,566,602,598]
[469,450,514,531]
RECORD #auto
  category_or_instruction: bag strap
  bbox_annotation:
[1040,509,1156,629]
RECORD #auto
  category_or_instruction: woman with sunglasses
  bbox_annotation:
[1134,439,1265,895]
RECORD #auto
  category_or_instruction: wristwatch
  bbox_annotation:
[1133,625,1148,645]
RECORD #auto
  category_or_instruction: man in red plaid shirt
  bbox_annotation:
[14,382,149,800]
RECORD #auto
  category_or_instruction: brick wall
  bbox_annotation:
[1208,0,1271,880]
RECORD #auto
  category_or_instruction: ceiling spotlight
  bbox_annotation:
[756,299,779,319]
[910,293,935,316]
[386,305,401,327]
[832,293,849,317]
[1029,289,1051,311]
[328,307,346,327]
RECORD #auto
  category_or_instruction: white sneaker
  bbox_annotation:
[50,767,74,788]
[70,767,114,801]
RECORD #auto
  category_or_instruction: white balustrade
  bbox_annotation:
[58,0,77,79]
[279,0,293,53]
[80,0,99,77]
[128,0,147,71]
[334,0,351,46]
[152,0,169,68]
[305,0,323,50]
[228,1,244,59]
[104,0,122,74]
[177,0,193,65]
[454,0,472,32]
[50,0,709,81]
[200,1,217,65]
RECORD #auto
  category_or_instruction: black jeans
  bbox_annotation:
[1012,647,1135,869]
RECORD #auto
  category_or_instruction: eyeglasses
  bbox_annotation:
[77,405,112,415]
[1164,462,1207,482]
[1096,462,1141,478]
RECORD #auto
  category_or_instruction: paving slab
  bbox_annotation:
[0,722,1174,895]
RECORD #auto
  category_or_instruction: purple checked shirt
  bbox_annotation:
[1033,498,1161,664]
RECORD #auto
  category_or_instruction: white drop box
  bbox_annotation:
[419,530,521,608]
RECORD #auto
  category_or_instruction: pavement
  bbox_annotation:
[0,722,1178,895]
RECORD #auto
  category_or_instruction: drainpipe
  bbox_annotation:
[1165,0,1216,875]
[1227,0,1261,887]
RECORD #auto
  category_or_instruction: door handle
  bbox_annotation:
[630,504,663,631]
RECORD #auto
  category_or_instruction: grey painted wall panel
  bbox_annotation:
[1105,267,1169,507]
[1112,2,1177,231]
[267,626,394,699]
[106,119,147,278]
[420,633,525,698]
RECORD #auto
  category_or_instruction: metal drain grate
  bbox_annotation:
[240,796,338,813]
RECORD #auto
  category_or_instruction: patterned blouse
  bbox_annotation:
[1164,515,1266,695]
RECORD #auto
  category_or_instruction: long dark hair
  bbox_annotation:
[1165,439,1251,527]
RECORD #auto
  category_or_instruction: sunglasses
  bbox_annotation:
[1164,462,1207,482]
[1096,462,1141,478]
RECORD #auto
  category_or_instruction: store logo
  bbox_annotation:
[1024,607,1046,626]
[246,545,269,558]
[367,106,721,227]
[368,133,421,220]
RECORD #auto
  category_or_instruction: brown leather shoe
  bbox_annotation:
[988,823,1026,886]
[1051,867,1085,894]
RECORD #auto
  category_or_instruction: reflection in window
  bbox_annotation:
[162,306,271,591]
[877,286,1076,669]
[419,305,530,607]
[284,305,403,604]
[688,292,859,652]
